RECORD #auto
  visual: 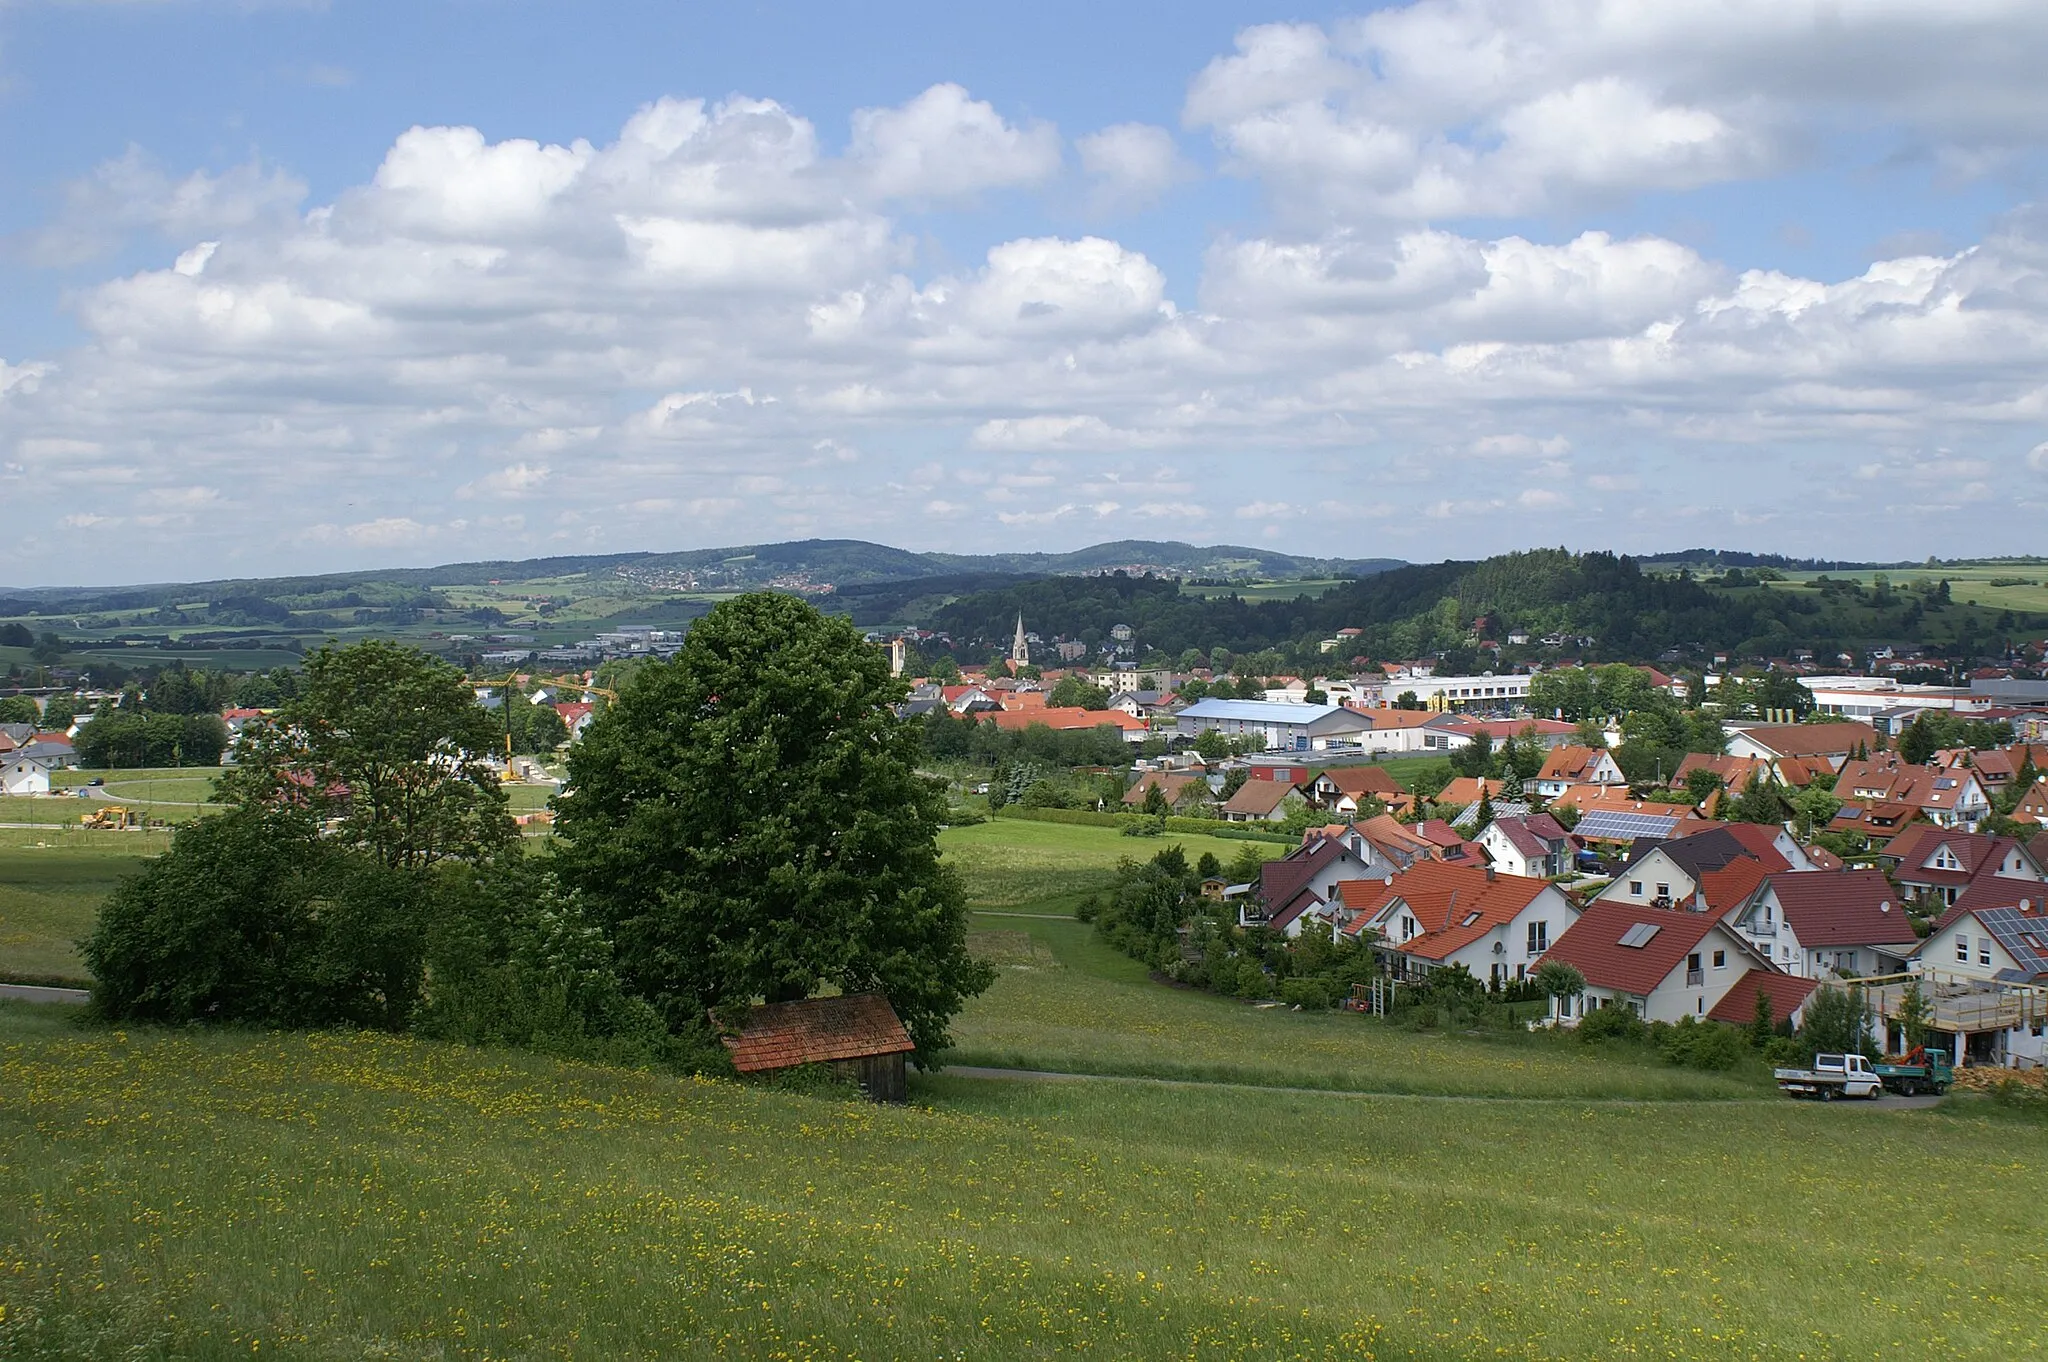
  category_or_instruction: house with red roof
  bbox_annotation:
[1728,870,1920,979]
[1878,826,2044,908]
[1307,765,1414,818]
[1832,755,1990,832]
[553,702,596,740]
[1593,824,1808,913]
[1333,862,1579,988]
[1541,901,1775,1025]
[1533,745,1623,798]
[983,706,1149,741]
[1251,832,1386,936]
[1724,722,1877,772]
[1475,812,1572,878]
[1222,778,1309,824]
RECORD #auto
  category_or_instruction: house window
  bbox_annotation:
[1526,920,1549,954]
[1558,994,1573,1018]
[1655,883,1670,899]
[1980,938,1993,967]
[1629,881,1644,897]
[1958,935,1971,963]
[1712,950,1726,969]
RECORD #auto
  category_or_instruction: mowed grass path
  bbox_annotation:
[2,1003,2043,1359]
[940,822,1760,1101]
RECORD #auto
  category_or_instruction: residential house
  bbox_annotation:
[1252,833,1387,936]
[941,685,1001,715]
[1,753,54,795]
[1879,826,2045,908]
[554,702,597,740]
[1533,745,1625,797]
[1942,744,2048,799]
[1541,901,1777,1024]
[1903,891,2048,1067]
[1831,754,1990,832]
[1335,863,1581,988]
[1308,765,1414,818]
[1723,722,1876,771]
[1476,813,1572,878]
[1123,770,1207,811]
[1729,870,1920,979]
[1106,690,1172,720]
[3,738,76,772]
[1222,779,1310,824]
[1174,699,1376,752]
[1595,824,1801,913]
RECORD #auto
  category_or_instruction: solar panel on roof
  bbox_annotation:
[1574,809,1683,841]
[1617,922,1662,948]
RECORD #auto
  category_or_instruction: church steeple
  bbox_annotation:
[1010,613,1029,669]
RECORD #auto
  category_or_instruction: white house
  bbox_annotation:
[1,755,53,795]
[1532,745,1624,798]
[1254,834,1388,937]
[1337,863,1580,989]
[1542,900,1778,1025]
[1727,870,1920,979]
[1476,813,1572,879]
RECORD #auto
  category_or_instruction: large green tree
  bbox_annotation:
[220,640,513,869]
[554,593,993,1061]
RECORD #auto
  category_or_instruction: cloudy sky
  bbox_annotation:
[5,1,2048,585]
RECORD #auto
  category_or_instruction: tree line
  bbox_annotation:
[85,598,991,1075]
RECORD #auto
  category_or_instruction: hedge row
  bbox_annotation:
[990,805,1294,844]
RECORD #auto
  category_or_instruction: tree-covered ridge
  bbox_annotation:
[931,550,2048,662]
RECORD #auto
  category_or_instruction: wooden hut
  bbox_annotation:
[723,993,916,1103]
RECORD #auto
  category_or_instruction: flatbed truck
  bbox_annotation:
[1774,1053,1883,1101]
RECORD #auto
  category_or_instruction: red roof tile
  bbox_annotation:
[1542,901,1728,997]
[724,994,915,1073]
[1754,870,1912,948]
[1705,970,1818,1026]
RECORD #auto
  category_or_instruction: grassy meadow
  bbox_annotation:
[0,838,153,984]
[3,815,2044,1355]
[2,1002,2043,1358]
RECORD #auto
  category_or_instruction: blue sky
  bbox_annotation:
[4,1,2048,584]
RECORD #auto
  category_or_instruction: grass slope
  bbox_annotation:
[1,1003,2042,1358]
[0,845,150,984]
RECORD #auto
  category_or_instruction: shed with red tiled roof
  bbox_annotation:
[723,994,917,1102]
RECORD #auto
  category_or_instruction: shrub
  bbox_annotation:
[1280,977,1337,1010]
[1576,1003,1647,1045]
[1656,1016,1745,1071]
[1121,815,1166,837]
[83,809,435,1031]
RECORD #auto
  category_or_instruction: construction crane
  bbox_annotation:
[470,670,618,783]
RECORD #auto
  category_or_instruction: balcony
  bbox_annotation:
[1748,922,1776,938]
[1685,969,1704,987]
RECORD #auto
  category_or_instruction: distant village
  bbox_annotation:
[8,601,2048,1074]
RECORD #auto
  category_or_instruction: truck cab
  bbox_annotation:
[1774,1052,1884,1101]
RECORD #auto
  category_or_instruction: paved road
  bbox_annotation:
[943,1064,1952,1109]
[0,983,90,1005]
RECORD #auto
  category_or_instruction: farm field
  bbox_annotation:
[2,1001,2043,1358]
[0,843,149,984]
[1773,562,2048,615]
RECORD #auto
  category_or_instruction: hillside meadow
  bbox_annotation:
[2,1000,2043,1359]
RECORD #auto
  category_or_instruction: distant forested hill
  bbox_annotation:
[931,550,2047,663]
[0,539,1400,612]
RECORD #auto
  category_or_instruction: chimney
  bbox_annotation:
[1485,866,1495,882]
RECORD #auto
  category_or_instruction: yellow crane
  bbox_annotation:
[471,671,618,782]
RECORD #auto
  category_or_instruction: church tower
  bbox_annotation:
[1010,613,1029,669]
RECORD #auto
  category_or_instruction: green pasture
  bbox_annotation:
[1,1002,2041,1358]
[938,819,1267,908]
[1771,564,2048,617]
[0,845,149,984]
[1179,578,1349,603]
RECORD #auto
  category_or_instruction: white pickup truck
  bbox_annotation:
[1774,1053,1883,1101]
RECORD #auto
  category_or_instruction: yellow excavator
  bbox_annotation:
[80,806,143,831]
